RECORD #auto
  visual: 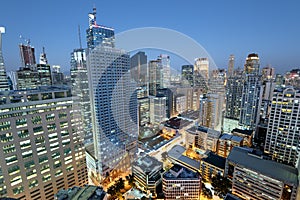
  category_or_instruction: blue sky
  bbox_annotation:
[0,0,299,74]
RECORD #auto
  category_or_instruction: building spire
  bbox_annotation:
[78,25,82,49]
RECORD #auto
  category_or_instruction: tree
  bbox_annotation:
[211,174,231,195]
[116,178,125,190]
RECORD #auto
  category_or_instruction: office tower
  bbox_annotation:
[156,88,173,118]
[228,54,234,77]
[239,53,262,130]
[16,67,40,90]
[132,155,163,197]
[19,43,36,69]
[86,7,115,49]
[264,87,300,167]
[199,93,222,130]
[284,69,300,89]
[0,27,9,91]
[39,47,48,65]
[226,147,298,200]
[225,72,243,120]
[217,134,243,158]
[130,51,147,86]
[262,66,275,81]
[138,97,150,126]
[148,55,171,96]
[181,65,194,87]
[175,95,186,114]
[52,65,64,85]
[275,74,284,86]
[86,45,138,182]
[149,95,167,125]
[162,164,201,200]
[0,87,88,200]
[194,57,209,82]
[37,64,52,86]
[209,69,226,93]
[70,48,92,145]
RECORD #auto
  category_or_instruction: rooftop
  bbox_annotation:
[177,155,201,170]
[201,151,226,169]
[227,147,298,185]
[219,134,243,143]
[167,145,186,160]
[232,128,253,136]
[163,117,193,130]
[55,185,106,200]
[133,155,162,173]
[224,193,241,200]
[163,164,199,179]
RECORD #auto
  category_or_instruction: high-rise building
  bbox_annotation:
[156,88,173,118]
[39,47,48,65]
[149,95,167,125]
[0,27,9,91]
[16,67,40,90]
[284,69,300,89]
[264,87,300,167]
[181,65,194,87]
[162,164,201,200]
[19,44,36,69]
[228,54,235,77]
[138,97,150,126]
[226,147,298,200]
[0,87,88,200]
[148,55,171,96]
[130,51,147,86]
[239,53,262,130]
[194,58,209,83]
[52,65,64,85]
[199,93,222,130]
[225,71,243,120]
[86,45,138,182]
[70,48,92,145]
[37,64,52,86]
[262,66,275,81]
[86,7,115,49]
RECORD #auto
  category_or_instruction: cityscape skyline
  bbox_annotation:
[0,0,299,74]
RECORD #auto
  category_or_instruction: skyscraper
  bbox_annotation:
[130,51,147,86]
[148,55,171,96]
[70,48,92,145]
[264,87,300,167]
[86,7,115,49]
[86,45,138,182]
[181,65,194,87]
[225,70,243,120]
[194,57,209,83]
[0,27,9,91]
[228,54,234,77]
[0,87,88,200]
[239,53,262,130]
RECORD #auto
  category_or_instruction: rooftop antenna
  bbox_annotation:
[78,25,82,49]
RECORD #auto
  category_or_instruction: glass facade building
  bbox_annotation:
[0,27,9,91]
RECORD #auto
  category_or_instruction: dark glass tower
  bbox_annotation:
[0,27,9,91]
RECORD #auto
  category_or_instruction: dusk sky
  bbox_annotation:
[0,0,299,74]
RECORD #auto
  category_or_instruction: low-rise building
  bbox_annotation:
[132,155,163,197]
[226,147,298,200]
[200,151,226,181]
[217,134,243,158]
[231,128,253,147]
[162,164,201,200]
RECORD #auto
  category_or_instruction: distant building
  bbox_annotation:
[226,147,298,200]
[194,58,209,83]
[239,53,262,130]
[16,67,40,90]
[86,7,115,49]
[262,66,275,81]
[132,155,163,197]
[156,88,173,118]
[264,87,300,167]
[175,95,186,114]
[55,185,107,200]
[138,97,150,126]
[0,87,88,200]
[37,64,52,86]
[162,164,201,200]
[130,51,147,87]
[181,65,194,87]
[0,27,9,91]
[284,69,300,89]
[200,151,226,181]
[19,44,36,69]
[227,54,235,77]
[52,65,65,85]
